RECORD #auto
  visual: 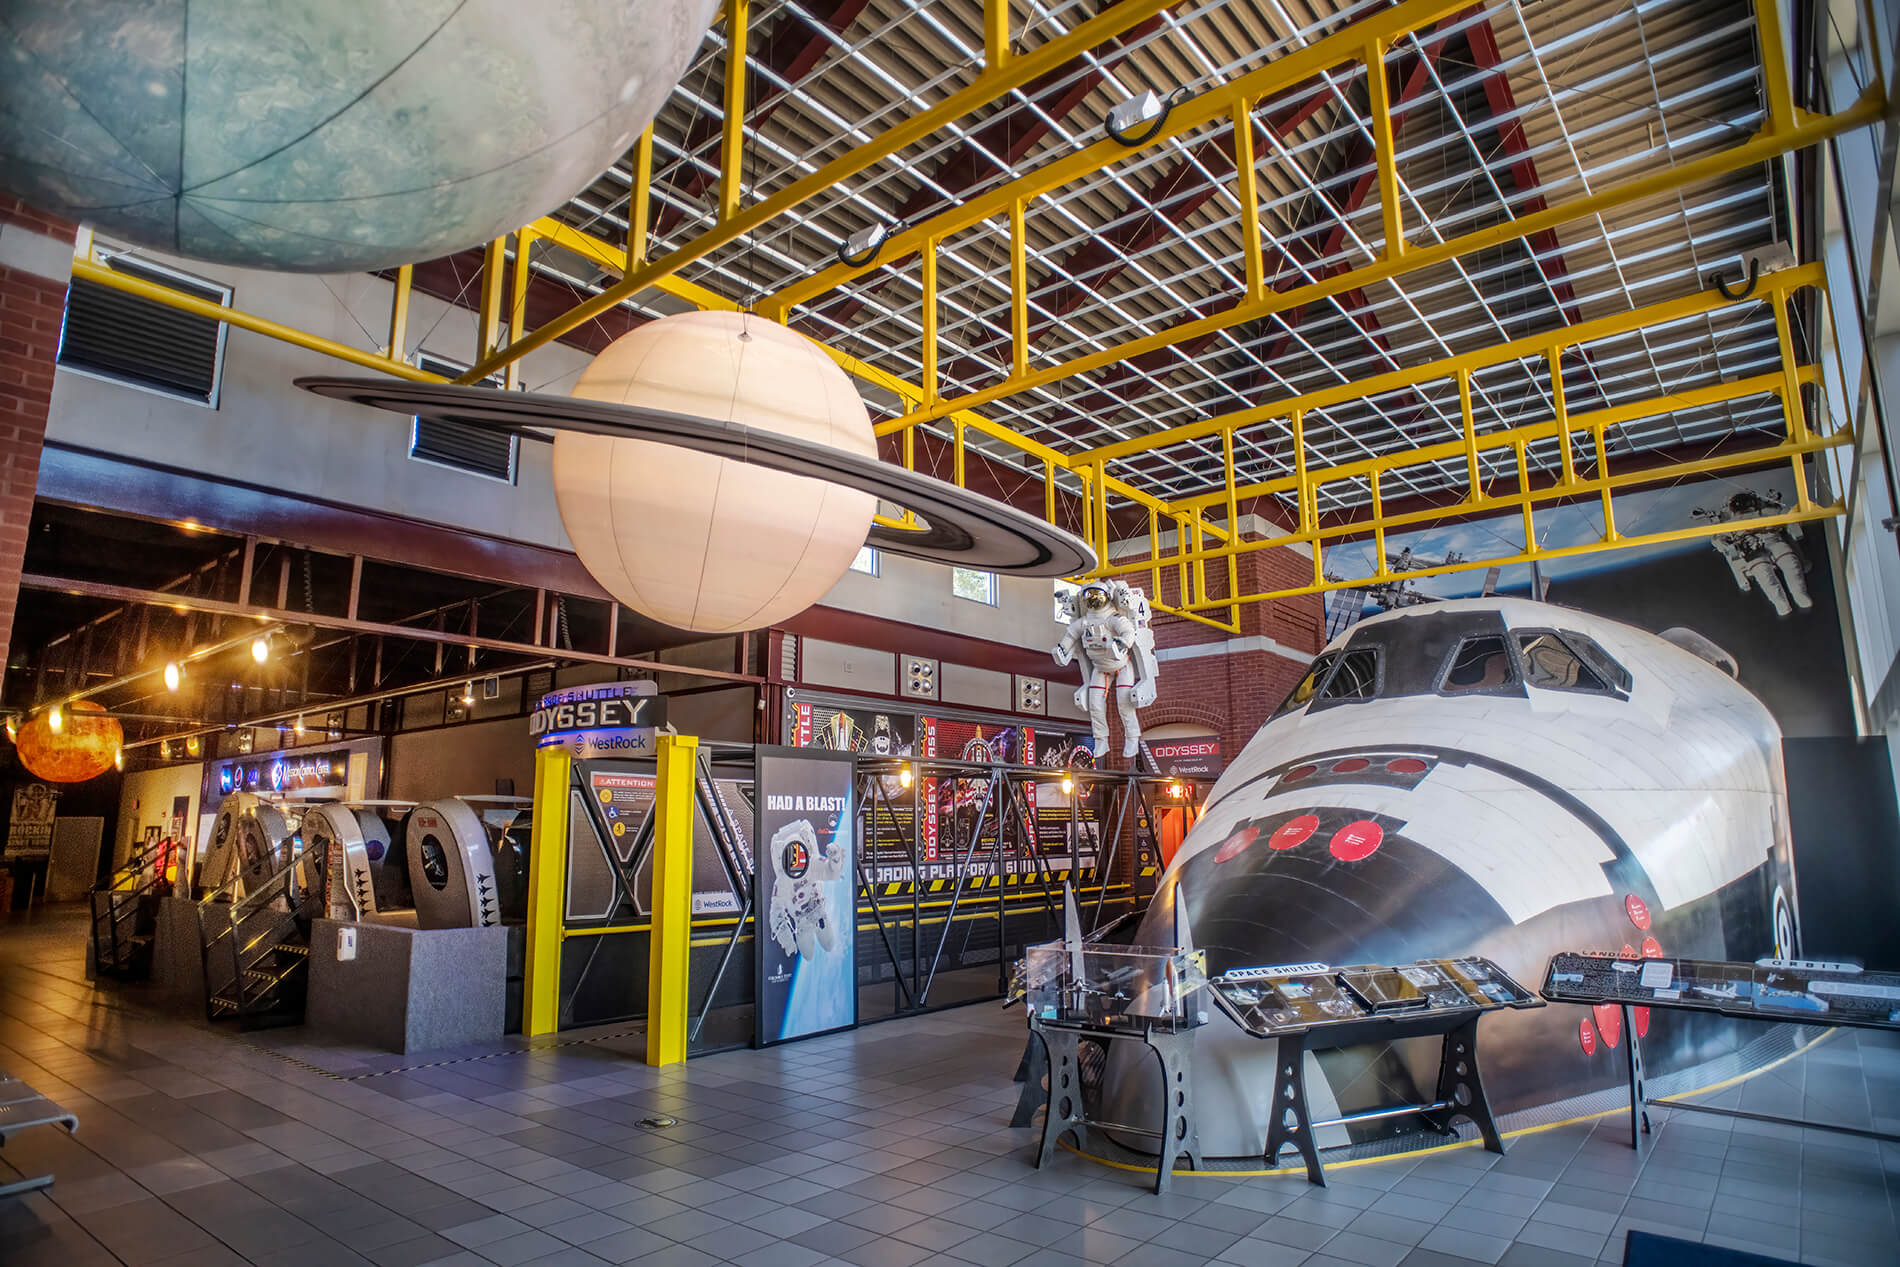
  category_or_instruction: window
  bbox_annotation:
[1054,578,1081,623]
[1277,652,1339,715]
[1564,631,1633,693]
[1441,636,1515,692]
[58,254,230,405]
[1317,649,1379,701]
[850,546,881,576]
[952,567,997,605]
[1516,632,1608,692]
[409,353,517,482]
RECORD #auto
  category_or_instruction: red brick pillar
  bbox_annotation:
[0,198,76,672]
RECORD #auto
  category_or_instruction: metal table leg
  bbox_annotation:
[1424,1017,1506,1155]
[1145,1027,1202,1195]
[1010,1033,1046,1128]
[1263,1034,1326,1187]
[1623,1003,1650,1155]
[1031,1022,1087,1169]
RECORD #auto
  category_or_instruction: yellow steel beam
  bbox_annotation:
[647,733,698,1066]
[455,0,1179,383]
[775,0,1472,314]
[71,257,447,383]
[523,745,571,1037]
[822,93,1880,436]
[628,126,655,270]
[1232,101,1264,301]
[1093,263,1823,477]
[504,228,534,390]
[1009,198,1029,378]
[477,236,506,365]
[921,237,939,401]
[1366,36,1405,260]
[720,0,750,224]
[387,264,412,361]
[985,0,1010,68]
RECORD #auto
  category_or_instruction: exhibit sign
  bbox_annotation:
[1151,738,1223,777]
[754,746,857,1045]
[5,783,59,861]
[531,681,667,760]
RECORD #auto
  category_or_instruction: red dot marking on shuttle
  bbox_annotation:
[1331,757,1371,774]
[1593,1003,1623,1049]
[1579,1020,1596,1055]
[1625,894,1651,930]
[1214,826,1260,863]
[1634,1006,1650,1038]
[1267,816,1319,852]
[1283,764,1318,783]
[1387,758,1429,775]
[1641,937,1662,958]
[1619,944,1637,960]
[1329,820,1384,862]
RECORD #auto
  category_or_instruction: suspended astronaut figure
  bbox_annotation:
[1694,488,1811,617]
[767,818,844,958]
[1053,580,1160,758]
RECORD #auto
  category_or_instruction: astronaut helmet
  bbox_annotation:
[1080,581,1113,612]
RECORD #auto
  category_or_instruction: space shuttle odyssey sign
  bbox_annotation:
[530,680,668,760]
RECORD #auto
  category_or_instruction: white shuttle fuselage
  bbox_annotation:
[1108,598,1798,1156]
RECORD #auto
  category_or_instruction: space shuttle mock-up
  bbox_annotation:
[1102,597,1799,1158]
[407,799,500,929]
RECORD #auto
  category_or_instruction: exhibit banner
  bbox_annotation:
[754,746,857,1045]
[530,680,667,760]
[1150,738,1222,777]
[6,783,59,861]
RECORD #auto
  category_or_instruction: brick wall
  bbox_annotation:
[0,197,77,674]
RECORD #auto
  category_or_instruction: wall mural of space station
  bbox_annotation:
[1101,473,1892,1159]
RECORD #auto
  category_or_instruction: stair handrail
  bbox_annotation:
[217,842,320,1024]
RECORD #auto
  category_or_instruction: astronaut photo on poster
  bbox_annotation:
[754,748,858,1044]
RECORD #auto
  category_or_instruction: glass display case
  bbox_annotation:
[1025,941,1210,1031]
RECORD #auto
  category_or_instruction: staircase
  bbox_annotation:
[198,844,319,1031]
[90,843,164,980]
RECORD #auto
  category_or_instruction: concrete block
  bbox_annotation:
[305,918,506,1054]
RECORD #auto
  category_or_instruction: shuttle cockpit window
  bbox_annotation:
[1515,629,1630,697]
[1317,649,1380,701]
[1275,652,1339,715]
[1440,635,1515,693]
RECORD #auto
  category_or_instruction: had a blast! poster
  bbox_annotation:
[754,747,858,1045]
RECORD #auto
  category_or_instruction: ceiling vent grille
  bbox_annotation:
[410,354,517,483]
[58,255,229,405]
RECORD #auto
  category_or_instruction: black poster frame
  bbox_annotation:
[753,745,860,1048]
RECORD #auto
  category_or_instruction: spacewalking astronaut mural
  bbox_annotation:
[1052,580,1160,758]
[1694,487,1812,616]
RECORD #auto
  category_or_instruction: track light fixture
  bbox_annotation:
[47,705,62,733]
[163,661,181,691]
[251,635,271,664]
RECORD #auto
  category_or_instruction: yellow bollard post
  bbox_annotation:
[646,734,699,1066]
[523,744,572,1037]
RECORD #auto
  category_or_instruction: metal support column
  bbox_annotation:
[647,734,700,1066]
[523,744,572,1037]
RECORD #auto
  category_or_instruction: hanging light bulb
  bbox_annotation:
[461,680,476,707]
[47,705,62,733]
[163,661,181,691]
[114,747,124,771]
[4,716,15,742]
[1060,772,1074,795]
[899,763,913,789]
[186,735,201,755]
[251,635,270,663]
[293,714,306,735]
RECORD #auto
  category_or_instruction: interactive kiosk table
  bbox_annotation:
[1541,952,1900,1153]
[1023,945,1541,1190]
[1208,957,1543,1186]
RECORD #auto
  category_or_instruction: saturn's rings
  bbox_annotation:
[295,378,1098,578]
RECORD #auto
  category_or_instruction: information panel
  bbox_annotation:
[754,747,858,1045]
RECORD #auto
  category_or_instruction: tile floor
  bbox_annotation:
[2,906,1897,1267]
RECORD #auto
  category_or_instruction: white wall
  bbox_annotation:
[114,762,203,870]
[46,238,590,550]
[819,549,1061,651]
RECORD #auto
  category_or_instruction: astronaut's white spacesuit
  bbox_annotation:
[1052,580,1160,758]
[1696,488,1811,617]
[767,818,844,958]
